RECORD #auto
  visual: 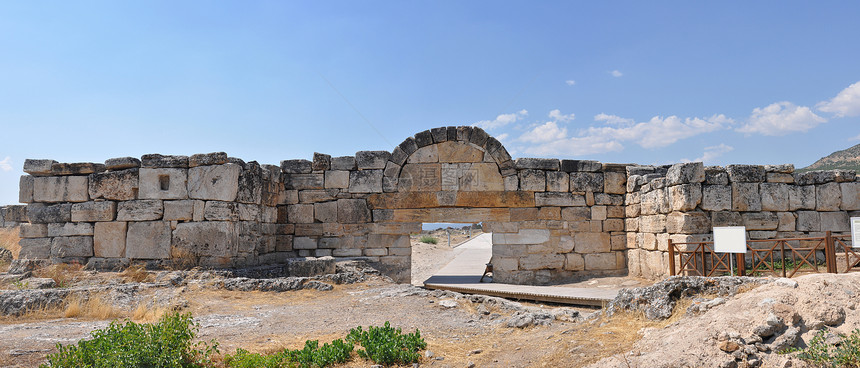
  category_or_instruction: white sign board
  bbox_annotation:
[852,217,860,248]
[714,226,747,253]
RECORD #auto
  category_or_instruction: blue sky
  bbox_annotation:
[1,1,859,205]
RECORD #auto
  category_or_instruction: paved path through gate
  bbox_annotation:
[423,233,620,306]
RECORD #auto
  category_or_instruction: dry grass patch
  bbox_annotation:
[63,294,122,319]
[131,303,170,323]
[119,263,152,283]
[34,262,85,287]
[0,228,20,269]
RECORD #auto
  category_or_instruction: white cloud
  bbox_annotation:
[474,109,528,130]
[548,109,575,122]
[565,80,576,86]
[610,70,623,77]
[523,136,625,156]
[0,156,11,172]
[519,121,569,144]
[850,133,860,141]
[584,115,727,149]
[681,144,734,164]
[737,101,826,136]
[594,113,635,125]
[817,81,860,117]
[495,133,509,142]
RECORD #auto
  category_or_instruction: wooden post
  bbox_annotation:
[668,239,676,276]
[736,253,746,276]
[825,231,837,274]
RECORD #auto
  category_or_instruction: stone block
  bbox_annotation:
[94,222,127,258]
[515,158,559,170]
[816,182,842,211]
[173,222,237,258]
[604,172,627,194]
[238,203,260,221]
[546,171,569,192]
[50,162,105,176]
[570,172,603,192]
[604,219,624,232]
[163,200,194,221]
[23,159,57,176]
[492,229,550,245]
[518,169,546,191]
[535,192,580,207]
[201,201,235,221]
[574,232,611,253]
[337,199,371,223]
[584,253,620,270]
[767,173,794,183]
[297,190,336,203]
[666,211,710,234]
[666,162,705,185]
[281,159,312,174]
[192,200,205,221]
[732,183,761,211]
[349,170,383,193]
[437,141,483,163]
[640,214,666,233]
[760,183,789,211]
[20,223,48,238]
[727,165,765,182]
[537,207,560,220]
[126,221,171,259]
[48,222,93,237]
[189,152,227,167]
[89,169,138,201]
[138,168,188,200]
[711,211,743,227]
[312,152,331,171]
[777,212,796,231]
[237,162,263,205]
[27,203,71,224]
[51,236,93,258]
[407,145,438,163]
[669,184,702,211]
[117,200,163,221]
[19,175,34,203]
[503,175,518,191]
[356,151,391,169]
[561,207,590,221]
[105,157,140,170]
[591,206,607,221]
[796,211,821,232]
[33,176,89,202]
[314,201,338,223]
[398,164,440,192]
[835,170,857,182]
[740,212,778,230]
[842,182,860,210]
[821,212,850,232]
[560,160,601,172]
[330,156,356,170]
[469,126,489,147]
[71,201,116,222]
[519,254,565,270]
[704,167,729,185]
[293,237,317,250]
[789,185,816,210]
[141,154,188,168]
[186,164,240,201]
[284,173,324,190]
[625,218,639,232]
[19,238,51,259]
[324,170,349,189]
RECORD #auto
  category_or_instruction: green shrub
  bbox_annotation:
[419,235,438,244]
[226,339,353,368]
[346,321,426,365]
[787,328,860,367]
[41,312,219,368]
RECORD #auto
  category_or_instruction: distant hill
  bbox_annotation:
[800,142,860,172]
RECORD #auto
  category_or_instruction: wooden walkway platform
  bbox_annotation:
[422,233,620,307]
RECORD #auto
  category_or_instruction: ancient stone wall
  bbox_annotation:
[0,205,28,228]
[11,126,859,283]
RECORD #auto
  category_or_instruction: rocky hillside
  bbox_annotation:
[801,142,860,171]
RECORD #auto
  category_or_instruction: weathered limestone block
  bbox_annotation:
[51,162,105,176]
[192,200,205,221]
[835,170,857,182]
[163,200,194,221]
[188,152,228,167]
[777,212,796,231]
[640,214,667,233]
[603,172,627,194]
[437,141,483,163]
[796,211,821,232]
[591,206,607,220]
[71,201,116,222]
[767,173,794,183]
[518,169,546,192]
[349,170,384,193]
[354,151,390,169]
[117,200,163,221]
[237,204,260,221]
[331,156,356,171]
[560,160,601,173]
[19,238,51,259]
[125,221,171,259]
[604,219,624,232]
[297,190,336,203]
[105,157,141,170]
[820,212,850,232]
[281,159,312,174]
[519,254,565,270]
[186,164,240,201]
[314,201,338,223]
[842,182,860,210]
[760,183,789,211]
[236,162,263,204]
[669,184,702,211]
[789,185,816,210]
[535,192,582,207]
[138,168,188,200]
[202,201,236,221]
[515,158,559,171]
[594,193,623,206]
[48,222,93,237]
[666,162,705,185]
[19,175,34,203]
[337,199,371,223]
[285,173,324,190]
[492,229,551,245]
[94,222,127,258]
[20,223,48,238]
[584,253,620,271]
[666,211,710,234]
[816,182,842,211]
[51,236,93,258]
[28,203,72,224]
[561,207,590,222]
[764,164,794,174]
[141,154,188,168]
[537,207,560,220]
[711,211,743,227]
[399,164,440,192]
[24,159,57,176]
[293,237,317,250]
[312,152,331,171]
[570,172,603,192]
[407,145,438,163]
[33,176,89,202]
[173,222,237,258]
[545,171,569,192]
[727,165,765,182]
[89,169,138,201]
[749,231,777,239]
[503,175,518,191]
[573,232,611,253]
[705,167,729,185]
[741,212,779,230]
[324,170,349,189]
[640,189,661,215]
[732,183,761,211]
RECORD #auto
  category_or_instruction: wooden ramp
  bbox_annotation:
[422,233,620,307]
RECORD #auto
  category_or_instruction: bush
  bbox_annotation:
[419,235,438,244]
[788,328,860,367]
[346,321,426,365]
[41,312,219,368]
[226,339,353,368]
